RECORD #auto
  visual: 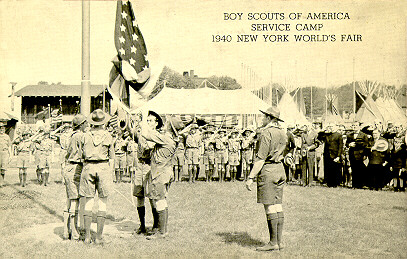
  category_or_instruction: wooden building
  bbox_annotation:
[15,84,112,124]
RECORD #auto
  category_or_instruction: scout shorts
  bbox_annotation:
[228,152,240,166]
[146,171,171,200]
[186,148,200,165]
[17,153,30,169]
[133,162,150,198]
[114,154,126,169]
[203,151,215,165]
[172,150,185,166]
[216,150,228,164]
[0,151,9,170]
[63,162,83,199]
[79,162,113,198]
[257,163,286,205]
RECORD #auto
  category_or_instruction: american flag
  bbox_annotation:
[109,0,157,105]
[51,109,62,124]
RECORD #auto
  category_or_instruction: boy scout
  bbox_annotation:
[14,131,32,187]
[80,109,114,245]
[246,107,287,251]
[0,123,11,186]
[62,114,87,240]
[215,129,228,182]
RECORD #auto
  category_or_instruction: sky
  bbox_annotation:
[0,0,406,112]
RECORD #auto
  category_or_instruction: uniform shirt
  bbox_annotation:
[0,133,11,152]
[228,138,240,153]
[16,139,32,154]
[59,131,71,151]
[114,137,127,155]
[255,125,287,163]
[127,138,138,154]
[242,137,254,151]
[204,138,215,152]
[142,129,176,179]
[35,136,53,153]
[66,131,83,163]
[185,133,200,148]
[302,129,319,151]
[215,136,227,150]
[82,129,114,161]
[175,135,185,151]
[136,132,153,164]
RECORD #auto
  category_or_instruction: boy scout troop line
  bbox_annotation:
[0,107,406,249]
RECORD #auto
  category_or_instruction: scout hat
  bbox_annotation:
[148,110,163,129]
[259,107,284,122]
[373,139,389,152]
[72,114,86,129]
[87,109,110,126]
[284,153,295,169]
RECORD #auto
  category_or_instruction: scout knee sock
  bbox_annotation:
[44,171,49,186]
[152,207,159,229]
[96,211,106,241]
[157,209,166,235]
[165,207,168,234]
[22,169,27,187]
[266,213,278,246]
[137,206,146,230]
[19,170,23,186]
[119,170,123,182]
[83,210,92,243]
[277,211,284,248]
[63,211,70,239]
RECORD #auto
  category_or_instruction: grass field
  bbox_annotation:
[0,166,406,258]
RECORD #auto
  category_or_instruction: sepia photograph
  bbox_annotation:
[0,0,406,257]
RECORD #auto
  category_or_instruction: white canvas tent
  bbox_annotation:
[324,93,344,124]
[277,88,309,126]
[355,81,385,124]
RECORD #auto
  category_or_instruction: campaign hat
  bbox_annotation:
[87,109,110,126]
[259,107,284,122]
[72,114,86,129]
[148,110,163,129]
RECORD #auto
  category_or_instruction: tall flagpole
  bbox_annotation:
[353,57,356,118]
[270,61,273,106]
[81,0,91,115]
[325,61,328,121]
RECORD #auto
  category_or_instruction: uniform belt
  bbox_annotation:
[68,161,82,165]
[264,161,281,164]
[84,160,109,163]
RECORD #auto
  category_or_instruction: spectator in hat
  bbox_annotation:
[246,107,287,251]
[346,122,369,188]
[390,134,406,191]
[367,130,390,190]
[80,109,114,244]
[0,122,11,186]
[301,124,320,187]
[317,123,343,187]
[61,114,87,241]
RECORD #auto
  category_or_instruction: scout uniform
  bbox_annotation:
[80,109,114,244]
[33,132,53,186]
[126,136,138,181]
[14,131,32,187]
[215,130,228,182]
[246,107,287,252]
[203,131,216,182]
[241,129,255,180]
[0,124,11,183]
[172,135,185,182]
[62,114,86,240]
[114,133,127,183]
[227,131,241,181]
[185,125,201,183]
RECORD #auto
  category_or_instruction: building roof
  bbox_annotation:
[15,84,106,97]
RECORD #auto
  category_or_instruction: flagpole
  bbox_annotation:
[353,57,356,119]
[81,0,91,116]
[325,61,328,121]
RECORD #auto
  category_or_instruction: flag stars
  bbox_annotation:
[120,24,126,32]
[119,48,125,56]
[142,65,148,71]
[132,19,138,28]
[129,58,136,65]
[121,11,128,19]
[131,45,137,54]
[132,33,138,41]
[144,54,148,61]
[119,36,125,44]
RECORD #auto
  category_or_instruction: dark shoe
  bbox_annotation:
[256,242,279,251]
[133,226,147,235]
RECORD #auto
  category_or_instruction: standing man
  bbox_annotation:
[141,111,177,239]
[318,123,343,187]
[227,129,241,181]
[113,131,127,183]
[0,122,11,186]
[80,109,114,245]
[302,124,320,186]
[62,114,87,240]
[203,129,216,182]
[33,128,53,186]
[246,107,287,251]
[172,134,185,182]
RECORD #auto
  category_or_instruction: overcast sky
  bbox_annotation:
[0,0,406,110]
